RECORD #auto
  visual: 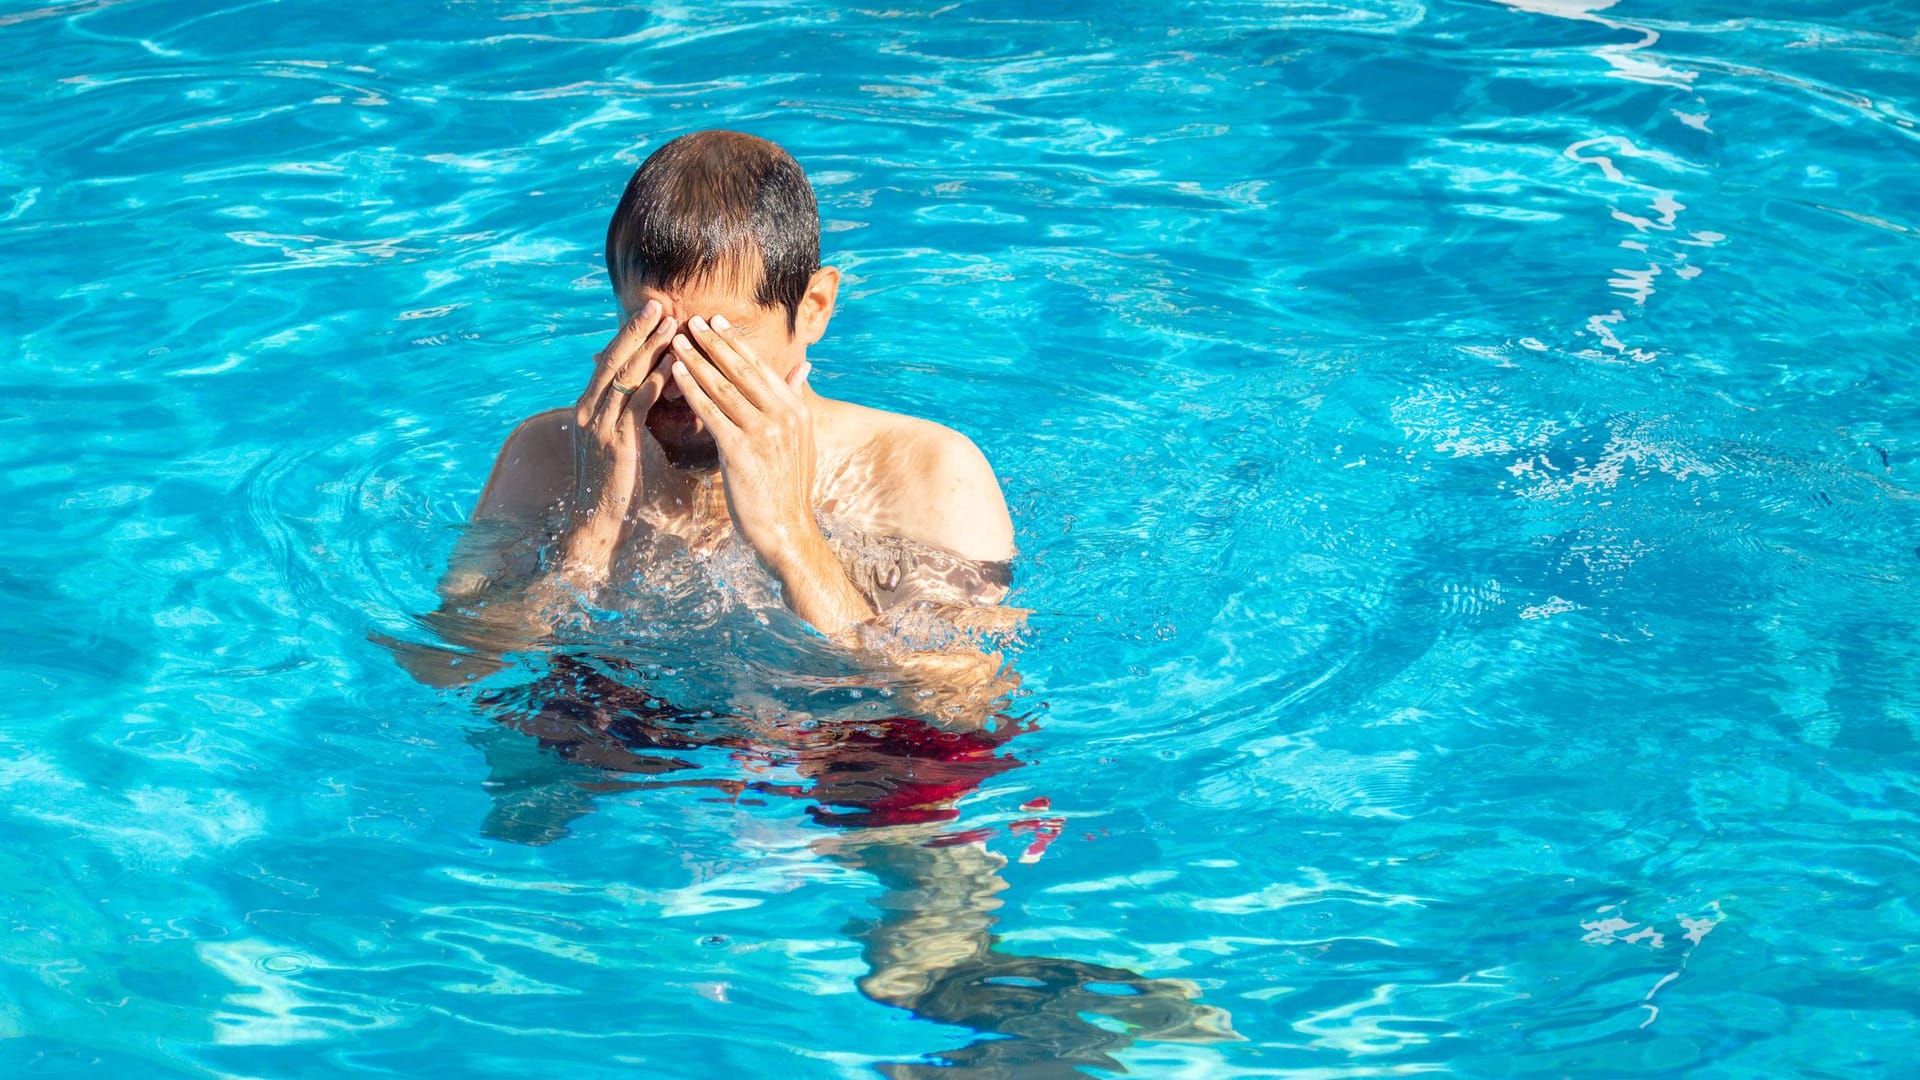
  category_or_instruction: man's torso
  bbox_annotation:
[477,396,1012,610]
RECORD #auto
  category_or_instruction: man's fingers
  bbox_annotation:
[671,332,755,427]
[687,315,782,410]
[604,299,665,372]
[578,301,664,424]
[598,315,675,431]
[669,357,739,445]
[608,313,676,388]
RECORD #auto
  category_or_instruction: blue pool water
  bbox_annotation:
[5,0,1920,1074]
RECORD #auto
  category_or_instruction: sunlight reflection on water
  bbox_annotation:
[3,0,1919,1075]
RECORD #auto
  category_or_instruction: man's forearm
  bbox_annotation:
[765,525,875,637]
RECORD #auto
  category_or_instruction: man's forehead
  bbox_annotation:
[621,279,766,327]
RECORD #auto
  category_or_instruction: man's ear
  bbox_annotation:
[795,266,840,346]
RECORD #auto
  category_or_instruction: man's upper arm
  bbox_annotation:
[440,410,571,601]
[903,427,1015,565]
[474,409,573,523]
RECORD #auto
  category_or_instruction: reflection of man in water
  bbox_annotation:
[472,660,1238,1074]
[436,129,1016,650]
[404,129,1236,1070]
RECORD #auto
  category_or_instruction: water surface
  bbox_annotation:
[3,0,1919,1075]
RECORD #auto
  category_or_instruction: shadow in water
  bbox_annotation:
[467,656,1239,1075]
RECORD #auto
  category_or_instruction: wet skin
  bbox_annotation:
[451,268,1018,644]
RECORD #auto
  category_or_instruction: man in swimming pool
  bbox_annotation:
[414,135,1233,1048]
[427,130,1016,669]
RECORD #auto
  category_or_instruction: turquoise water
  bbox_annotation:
[5,0,1920,1074]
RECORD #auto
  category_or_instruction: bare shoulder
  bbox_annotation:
[824,399,1014,563]
[474,408,573,523]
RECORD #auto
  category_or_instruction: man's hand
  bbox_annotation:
[670,314,874,634]
[561,300,676,574]
[669,314,820,559]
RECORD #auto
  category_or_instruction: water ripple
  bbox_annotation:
[5,0,1920,1075]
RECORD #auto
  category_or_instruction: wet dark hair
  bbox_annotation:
[604,130,820,331]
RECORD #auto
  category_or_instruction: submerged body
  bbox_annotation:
[400,128,1239,1062]
[468,658,1238,1069]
